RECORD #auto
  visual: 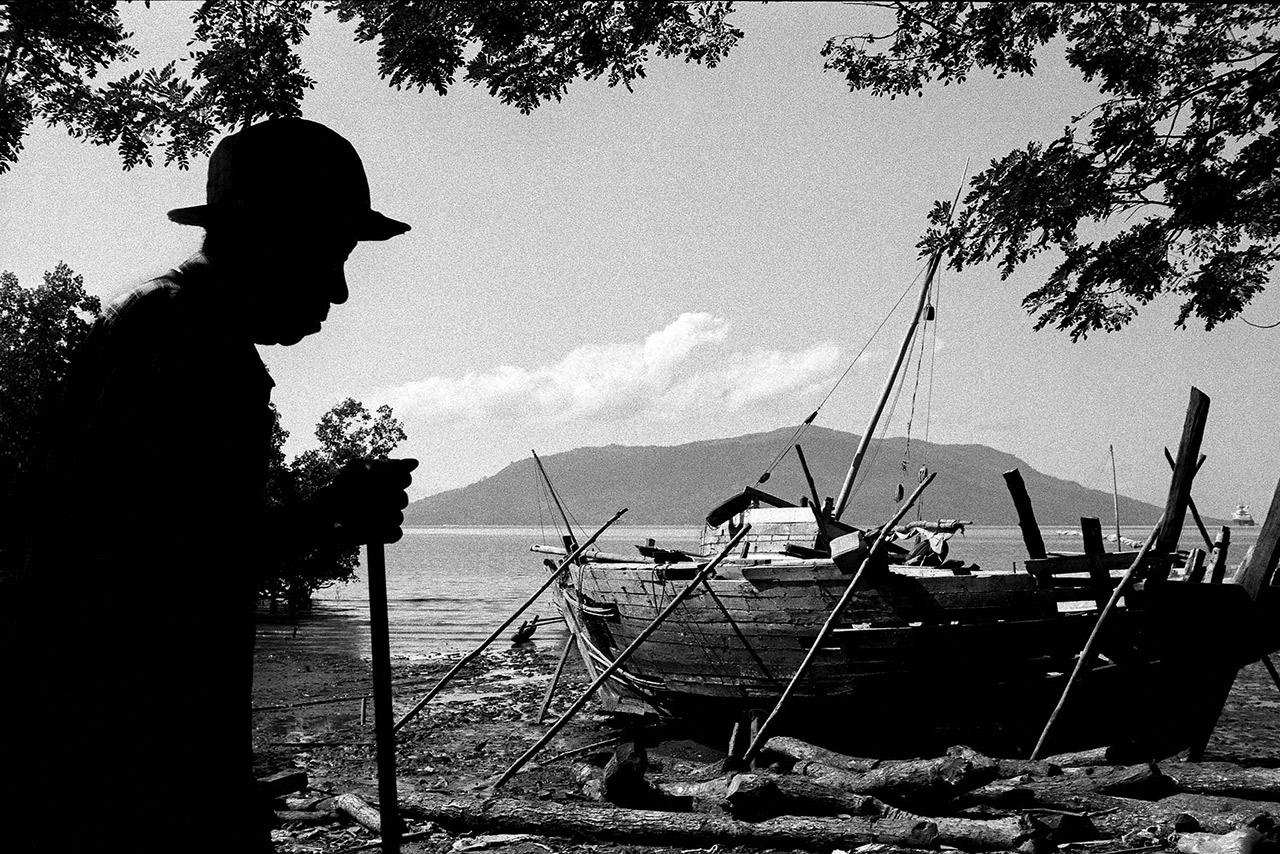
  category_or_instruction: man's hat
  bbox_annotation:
[167,118,410,241]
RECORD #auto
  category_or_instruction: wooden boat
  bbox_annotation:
[534,248,1280,760]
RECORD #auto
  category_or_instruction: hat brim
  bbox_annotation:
[166,205,411,241]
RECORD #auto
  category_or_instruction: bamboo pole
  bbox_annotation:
[1028,514,1165,760]
[366,541,401,853]
[536,634,576,723]
[743,473,938,761]
[493,524,753,789]
[393,508,627,734]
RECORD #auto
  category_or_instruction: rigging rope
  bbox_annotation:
[754,269,924,486]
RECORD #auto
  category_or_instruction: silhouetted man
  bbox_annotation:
[6,119,415,852]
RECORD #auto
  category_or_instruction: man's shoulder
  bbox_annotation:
[98,259,214,334]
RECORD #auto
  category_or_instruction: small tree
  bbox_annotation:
[261,398,407,611]
[0,264,100,572]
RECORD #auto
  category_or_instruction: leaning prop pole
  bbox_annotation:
[1028,514,1165,760]
[744,473,937,761]
[493,524,753,789]
[393,508,627,734]
[366,541,401,854]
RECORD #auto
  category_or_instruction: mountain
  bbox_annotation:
[404,426,1164,527]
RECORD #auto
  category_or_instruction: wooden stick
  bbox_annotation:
[394,508,627,733]
[1152,388,1210,579]
[494,524,753,788]
[366,541,401,853]
[1004,469,1047,559]
[1029,514,1165,760]
[1165,447,1213,551]
[1262,656,1280,695]
[536,633,575,723]
[533,449,577,548]
[795,445,825,519]
[743,473,938,761]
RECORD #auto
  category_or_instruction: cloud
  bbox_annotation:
[381,312,847,426]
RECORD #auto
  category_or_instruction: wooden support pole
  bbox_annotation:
[1081,517,1111,610]
[1165,447,1213,551]
[366,542,401,854]
[395,508,627,733]
[1003,469,1047,559]
[1151,388,1211,581]
[494,524,753,789]
[1030,514,1165,760]
[536,633,575,724]
[794,445,825,530]
[744,474,938,761]
[1254,477,1280,589]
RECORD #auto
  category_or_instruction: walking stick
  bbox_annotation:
[743,473,937,761]
[494,523,753,788]
[393,508,627,734]
[366,540,401,854]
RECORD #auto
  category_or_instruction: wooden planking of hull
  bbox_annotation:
[550,542,1271,758]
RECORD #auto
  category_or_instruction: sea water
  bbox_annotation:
[255,524,1263,660]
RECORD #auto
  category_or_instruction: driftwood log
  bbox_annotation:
[788,753,1000,810]
[330,793,384,833]
[1158,762,1280,801]
[761,736,883,772]
[762,738,1058,782]
[403,793,941,849]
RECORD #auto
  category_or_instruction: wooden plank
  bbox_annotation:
[1025,551,1142,577]
[1183,548,1206,583]
[1254,477,1280,588]
[1081,517,1111,610]
[1151,387,1211,580]
[1004,468,1047,559]
[1210,527,1231,585]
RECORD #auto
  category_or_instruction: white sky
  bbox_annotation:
[3,2,1278,517]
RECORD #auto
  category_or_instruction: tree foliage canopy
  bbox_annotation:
[827,2,1280,338]
[0,0,739,173]
[7,2,1277,336]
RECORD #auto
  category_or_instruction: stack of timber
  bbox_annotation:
[400,736,1280,853]
[535,386,1280,760]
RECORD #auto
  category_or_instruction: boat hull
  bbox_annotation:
[555,559,1262,759]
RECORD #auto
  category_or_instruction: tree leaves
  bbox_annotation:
[834,1,1280,337]
[2,1,741,170]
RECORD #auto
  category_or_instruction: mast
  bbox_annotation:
[832,249,942,521]
[1110,444,1121,544]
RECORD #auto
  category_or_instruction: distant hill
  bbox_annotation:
[404,426,1164,527]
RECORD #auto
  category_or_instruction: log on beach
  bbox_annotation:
[1158,761,1280,802]
[404,792,941,850]
[788,752,1001,810]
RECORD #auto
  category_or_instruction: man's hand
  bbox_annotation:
[317,458,418,545]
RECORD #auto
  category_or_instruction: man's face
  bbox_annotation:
[230,224,359,346]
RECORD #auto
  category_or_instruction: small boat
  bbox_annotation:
[534,241,1280,760]
[1233,504,1257,525]
[511,615,539,644]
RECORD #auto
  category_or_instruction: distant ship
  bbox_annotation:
[1232,504,1256,525]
